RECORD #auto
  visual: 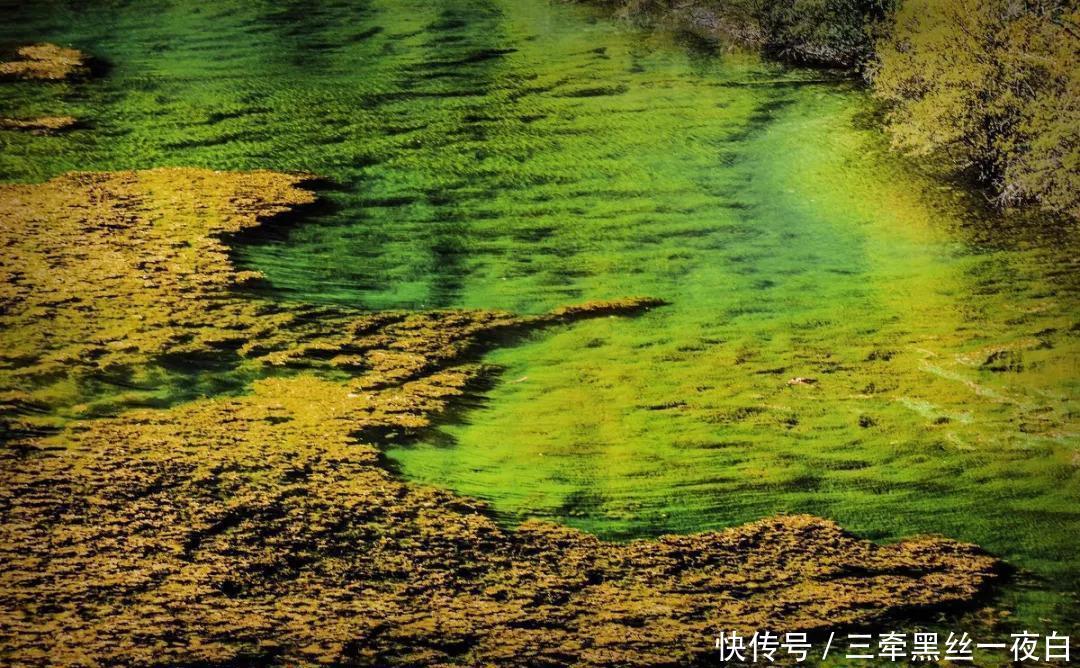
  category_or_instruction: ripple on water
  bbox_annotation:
[0,0,1076,632]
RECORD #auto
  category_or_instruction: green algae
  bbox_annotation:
[0,0,1076,642]
[0,44,85,167]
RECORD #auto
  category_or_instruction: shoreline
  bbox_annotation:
[574,0,1079,222]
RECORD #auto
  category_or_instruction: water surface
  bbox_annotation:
[2,0,1077,632]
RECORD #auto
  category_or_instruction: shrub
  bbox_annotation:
[871,0,1079,218]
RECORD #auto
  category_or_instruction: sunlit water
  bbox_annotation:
[2,0,1077,632]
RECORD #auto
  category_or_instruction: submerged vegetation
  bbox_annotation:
[0,169,1001,666]
[578,0,1080,219]
[0,0,1075,662]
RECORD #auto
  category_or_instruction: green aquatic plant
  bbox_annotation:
[578,0,1080,219]
[0,44,86,137]
[0,0,1076,656]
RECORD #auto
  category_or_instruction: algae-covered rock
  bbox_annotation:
[0,168,1001,666]
[0,44,87,81]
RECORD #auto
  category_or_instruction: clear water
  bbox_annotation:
[2,0,1077,632]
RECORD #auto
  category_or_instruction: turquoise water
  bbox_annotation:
[2,0,1077,635]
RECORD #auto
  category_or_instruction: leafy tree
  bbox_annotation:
[871,0,1079,218]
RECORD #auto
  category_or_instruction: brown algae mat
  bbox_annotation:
[0,168,1001,666]
[0,44,86,134]
[0,43,88,81]
[0,115,77,134]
